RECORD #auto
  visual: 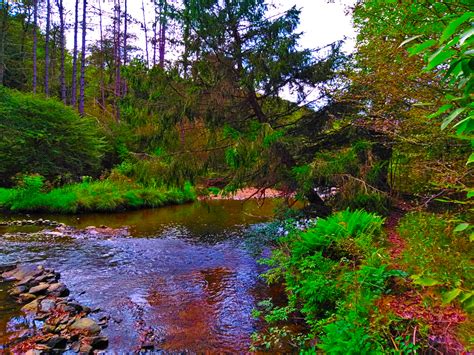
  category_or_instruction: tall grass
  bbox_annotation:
[0,179,196,213]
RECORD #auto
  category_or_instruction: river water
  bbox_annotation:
[0,200,278,352]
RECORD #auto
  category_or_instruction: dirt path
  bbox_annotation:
[381,209,468,353]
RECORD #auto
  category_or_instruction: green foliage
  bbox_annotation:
[0,175,196,213]
[405,11,473,163]
[345,192,391,215]
[253,209,413,352]
[397,212,473,311]
[0,87,105,186]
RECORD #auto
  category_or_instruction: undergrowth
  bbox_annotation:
[251,209,420,353]
[397,212,473,312]
[0,174,196,213]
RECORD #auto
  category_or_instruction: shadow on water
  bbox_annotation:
[0,199,281,352]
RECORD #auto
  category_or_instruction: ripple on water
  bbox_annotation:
[0,200,279,352]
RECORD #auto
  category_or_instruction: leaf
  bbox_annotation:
[467,152,474,165]
[460,27,474,46]
[442,288,462,304]
[441,108,466,130]
[426,48,457,70]
[440,12,474,43]
[399,35,422,48]
[459,292,472,303]
[407,39,437,56]
[453,223,469,232]
[427,104,453,119]
[411,274,441,286]
[453,116,473,135]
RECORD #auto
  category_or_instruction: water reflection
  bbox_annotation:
[0,200,278,352]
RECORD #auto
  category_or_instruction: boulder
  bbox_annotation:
[17,276,36,287]
[2,265,41,281]
[47,283,69,297]
[70,318,101,335]
[29,283,50,295]
[21,299,39,313]
[39,299,56,313]
[18,293,37,303]
[9,285,27,296]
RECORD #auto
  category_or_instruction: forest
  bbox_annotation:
[0,0,472,353]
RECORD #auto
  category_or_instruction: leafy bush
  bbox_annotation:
[0,87,105,186]
[398,212,473,311]
[253,209,411,352]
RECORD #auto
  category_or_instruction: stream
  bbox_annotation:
[0,200,278,353]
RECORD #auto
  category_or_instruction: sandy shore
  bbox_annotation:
[199,187,290,201]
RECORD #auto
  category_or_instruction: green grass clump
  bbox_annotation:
[0,177,196,213]
[252,209,412,353]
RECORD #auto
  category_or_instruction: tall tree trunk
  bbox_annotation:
[123,0,127,65]
[142,0,149,66]
[122,0,128,95]
[71,0,79,107]
[19,2,32,90]
[56,0,66,104]
[0,0,9,86]
[113,0,121,122]
[78,0,87,116]
[182,0,190,77]
[158,0,166,68]
[32,0,38,93]
[44,0,51,96]
[152,19,157,66]
[98,0,105,109]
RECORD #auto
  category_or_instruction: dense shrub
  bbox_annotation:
[0,87,105,186]
[252,209,412,352]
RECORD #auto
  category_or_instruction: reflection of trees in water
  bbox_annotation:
[144,267,251,352]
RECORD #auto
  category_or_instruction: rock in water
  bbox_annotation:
[29,283,50,295]
[70,318,101,335]
[46,336,67,350]
[21,299,39,313]
[47,282,69,297]
[2,264,40,281]
[18,293,37,303]
[39,299,56,313]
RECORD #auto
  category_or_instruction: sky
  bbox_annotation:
[59,0,357,57]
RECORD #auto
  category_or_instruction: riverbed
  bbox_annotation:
[0,200,278,352]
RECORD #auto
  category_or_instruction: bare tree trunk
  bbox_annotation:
[98,0,105,109]
[56,0,66,103]
[152,19,157,66]
[71,0,79,107]
[0,0,9,86]
[123,0,127,65]
[32,0,38,93]
[44,0,51,96]
[113,0,121,122]
[141,0,149,66]
[78,0,87,116]
[158,0,166,68]
[19,2,32,90]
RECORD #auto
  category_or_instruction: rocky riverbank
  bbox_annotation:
[1,264,109,353]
